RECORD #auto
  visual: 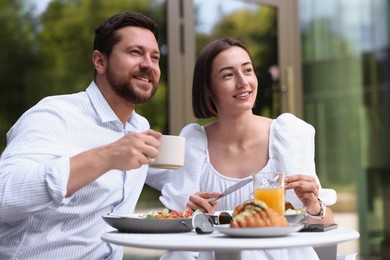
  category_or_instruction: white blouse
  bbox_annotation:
[147,113,337,260]
[148,113,336,212]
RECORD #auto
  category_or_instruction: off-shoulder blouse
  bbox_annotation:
[147,113,336,212]
[147,113,336,260]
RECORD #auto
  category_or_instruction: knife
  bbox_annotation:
[209,177,253,203]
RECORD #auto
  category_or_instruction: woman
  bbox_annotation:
[147,37,336,259]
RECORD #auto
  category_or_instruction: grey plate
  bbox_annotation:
[102,214,193,233]
[215,223,304,238]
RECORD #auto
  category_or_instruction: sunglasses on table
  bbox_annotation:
[192,211,233,234]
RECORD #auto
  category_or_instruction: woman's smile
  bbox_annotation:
[233,91,252,99]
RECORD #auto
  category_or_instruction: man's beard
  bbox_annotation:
[106,67,158,104]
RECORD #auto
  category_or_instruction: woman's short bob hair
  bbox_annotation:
[192,37,253,118]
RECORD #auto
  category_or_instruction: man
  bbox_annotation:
[0,11,162,259]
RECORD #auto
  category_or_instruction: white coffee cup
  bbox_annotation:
[149,135,185,169]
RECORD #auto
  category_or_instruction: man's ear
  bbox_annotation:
[92,50,106,74]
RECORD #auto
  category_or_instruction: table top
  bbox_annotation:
[101,227,359,252]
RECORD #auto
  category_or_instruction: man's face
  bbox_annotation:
[105,26,161,104]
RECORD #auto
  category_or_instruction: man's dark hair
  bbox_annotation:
[94,11,159,58]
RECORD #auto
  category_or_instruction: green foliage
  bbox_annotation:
[211,7,277,71]
[137,184,164,209]
[136,81,167,133]
[301,17,354,62]
[0,0,167,150]
[35,0,165,97]
[0,0,40,147]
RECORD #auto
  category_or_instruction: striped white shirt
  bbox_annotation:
[0,81,150,259]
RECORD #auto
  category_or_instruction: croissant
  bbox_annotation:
[230,199,288,228]
[285,201,295,211]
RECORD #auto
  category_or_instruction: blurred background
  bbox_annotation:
[1,0,389,259]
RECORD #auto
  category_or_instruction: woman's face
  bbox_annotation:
[209,46,258,117]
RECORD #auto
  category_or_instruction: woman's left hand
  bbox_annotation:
[285,174,319,214]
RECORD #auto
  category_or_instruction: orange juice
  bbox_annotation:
[254,187,285,215]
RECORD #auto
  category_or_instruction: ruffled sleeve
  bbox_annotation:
[146,123,208,212]
[269,113,337,207]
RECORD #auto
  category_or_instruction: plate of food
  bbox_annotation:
[284,202,306,224]
[215,223,304,237]
[102,208,193,233]
[213,199,304,237]
[284,211,305,224]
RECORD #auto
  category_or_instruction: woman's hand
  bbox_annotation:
[285,174,319,213]
[186,191,221,214]
[285,174,334,224]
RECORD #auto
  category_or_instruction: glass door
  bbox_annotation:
[167,0,302,133]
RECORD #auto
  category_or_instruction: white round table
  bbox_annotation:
[101,227,359,260]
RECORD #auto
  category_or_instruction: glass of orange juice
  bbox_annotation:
[253,172,285,216]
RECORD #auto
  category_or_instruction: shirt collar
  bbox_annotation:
[86,81,119,123]
[86,81,140,128]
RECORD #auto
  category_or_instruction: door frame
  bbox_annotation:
[166,0,196,135]
[166,0,302,134]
